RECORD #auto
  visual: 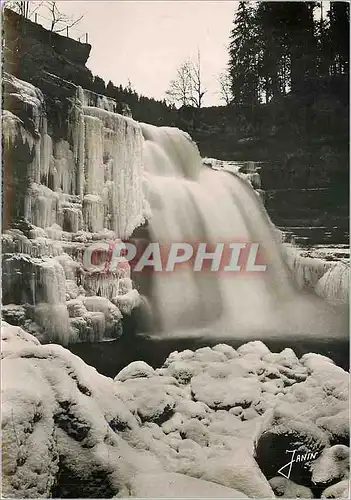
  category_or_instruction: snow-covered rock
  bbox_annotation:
[2,323,159,498]
[254,350,349,485]
[311,445,349,485]
[115,361,155,382]
[269,476,314,498]
[3,326,349,498]
[321,479,350,499]
[201,448,275,498]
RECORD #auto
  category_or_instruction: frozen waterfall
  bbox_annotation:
[2,74,148,344]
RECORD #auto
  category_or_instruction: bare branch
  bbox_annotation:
[166,52,207,108]
[218,71,233,106]
[54,14,84,32]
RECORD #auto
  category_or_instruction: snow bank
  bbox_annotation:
[131,472,248,498]
[2,328,349,498]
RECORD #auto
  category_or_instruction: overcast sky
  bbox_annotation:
[37,1,238,106]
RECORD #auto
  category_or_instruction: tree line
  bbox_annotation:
[88,76,176,126]
[227,1,349,106]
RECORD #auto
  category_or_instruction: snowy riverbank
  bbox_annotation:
[2,322,349,498]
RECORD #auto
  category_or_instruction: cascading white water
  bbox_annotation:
[140,123,347,340]
[3,72,347,345]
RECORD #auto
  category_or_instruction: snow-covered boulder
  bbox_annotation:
[3,327,349,498]
[2,304,27,326]
[311,445,349,485]
[269,476,313,498]
[201,448,275,498]
[115,376,178,424]
[254,352,349,485]
[2,323,161,498]
[115,361,155,382]
[317,410,349,445]
[321,479,350,498]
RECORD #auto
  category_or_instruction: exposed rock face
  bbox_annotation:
[3,325,349,498]
[3,8,93,92]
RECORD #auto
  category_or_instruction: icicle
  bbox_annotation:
[39,118,53,184]
[36,258,67,304]
[54,254,79,280]
[34,303,72,344]
[82,271,124,300]
[84,115,104,195]
[53,140,76,194]
[29,183,59,229]
[83,296,122,339]
[283,247,334,289]
[69,86,85,199]
[83,194,104,232]
[2,110,35,151]
[83,106,147,238]
[85,311,106,342]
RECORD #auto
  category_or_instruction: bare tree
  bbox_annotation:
[166,61,193,107]
[218,70,233,105]
[45,1,84,33]
[190,50,207,108]
[6,1,84,33]
[166,51,207,108]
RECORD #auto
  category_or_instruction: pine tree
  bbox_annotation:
[255,2,318,95]
[228,2,260,106]
[328,2,349,75]
[256,2,288,101]
[315,2,331,77]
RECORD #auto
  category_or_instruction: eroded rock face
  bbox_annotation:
[2,325,349,498]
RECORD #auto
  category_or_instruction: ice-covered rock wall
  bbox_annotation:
[2,73,148,344]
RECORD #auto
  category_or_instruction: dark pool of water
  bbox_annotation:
[69,329,349,379]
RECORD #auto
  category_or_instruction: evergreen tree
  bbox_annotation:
[92,75,106,94]
[228,2,260,105]
[328,2,349,75]
[256,2,288,101]
[256,2,318,96]
[315,2,331,77]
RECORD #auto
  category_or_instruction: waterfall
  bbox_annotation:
[139,123,347,340]
[2,72,347,345]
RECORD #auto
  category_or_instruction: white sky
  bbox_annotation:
[35,1,239,106]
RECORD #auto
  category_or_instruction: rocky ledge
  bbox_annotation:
[2,323,349,498]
